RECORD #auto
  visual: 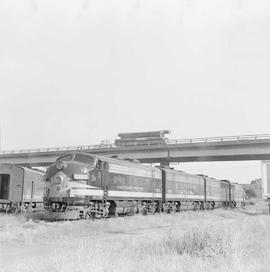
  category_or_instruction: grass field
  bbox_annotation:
[1,203,270,272]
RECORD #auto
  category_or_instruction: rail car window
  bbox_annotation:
[74,154,96,166]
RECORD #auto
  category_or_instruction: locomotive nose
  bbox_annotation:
[50,171,69,196]
[53,173,64,190]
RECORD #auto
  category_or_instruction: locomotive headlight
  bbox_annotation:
[55,175,64,184]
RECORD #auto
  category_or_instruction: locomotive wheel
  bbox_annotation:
[142,207,148,215]
[200,202,204,210]
[192,202,198,211]
[85,211,95,220]
[9,206,17,214]
[95,213,102,219]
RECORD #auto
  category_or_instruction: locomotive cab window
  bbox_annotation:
[103,162,109,170]
[57,154,73,162]
[97,160,102,170]
[74,154,96,166]
[96,160,108,170]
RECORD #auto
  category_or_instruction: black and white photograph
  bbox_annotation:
[0,0,270,271]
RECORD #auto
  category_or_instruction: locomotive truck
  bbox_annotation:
[43,152,245,220]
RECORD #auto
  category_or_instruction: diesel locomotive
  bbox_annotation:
[43,152,245,220]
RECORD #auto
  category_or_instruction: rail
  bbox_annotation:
[1,133,270,155]
[167,134,270,144]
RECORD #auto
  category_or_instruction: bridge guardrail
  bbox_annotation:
[1,134,270,155]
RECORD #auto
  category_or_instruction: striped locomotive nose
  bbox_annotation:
[54,174,64,185]
[49,172,69,197]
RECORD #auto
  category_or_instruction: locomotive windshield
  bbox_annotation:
[57,154,73,162]
[74,154,96,166]
[56,153,97,167]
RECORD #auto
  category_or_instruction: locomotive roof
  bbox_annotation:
[159,166,201,177]
[57,152,206,177]
[57,152,160,171]
[56,152,231,183]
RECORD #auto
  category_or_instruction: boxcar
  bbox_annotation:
[0,164,44,211]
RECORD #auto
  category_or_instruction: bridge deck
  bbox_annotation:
[1,133,270,155]
[0,134,270,166]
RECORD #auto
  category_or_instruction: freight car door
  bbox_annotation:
[0,174,10,200]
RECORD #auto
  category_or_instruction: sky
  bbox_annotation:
[0,0,270,183]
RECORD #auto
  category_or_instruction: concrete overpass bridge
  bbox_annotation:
[1,134,270,166]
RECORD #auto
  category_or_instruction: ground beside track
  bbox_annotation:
[0,202,270,272]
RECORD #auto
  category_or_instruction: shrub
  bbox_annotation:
[162,228,229,258]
